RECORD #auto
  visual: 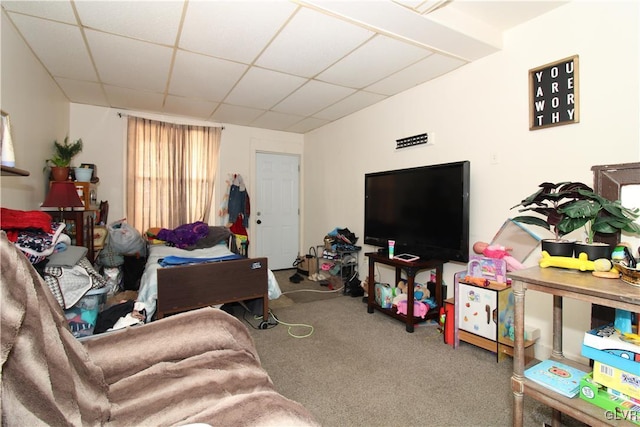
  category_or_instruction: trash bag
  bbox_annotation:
[107,219,146,256]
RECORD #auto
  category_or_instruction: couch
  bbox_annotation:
[0,231,318,426]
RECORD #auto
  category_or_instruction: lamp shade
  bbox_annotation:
[42,182,84,209]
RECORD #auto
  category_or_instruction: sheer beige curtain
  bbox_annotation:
[126,116,221,232]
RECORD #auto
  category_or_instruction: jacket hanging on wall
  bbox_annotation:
[219,174,250,228]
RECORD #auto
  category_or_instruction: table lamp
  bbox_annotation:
[41,181,84,222]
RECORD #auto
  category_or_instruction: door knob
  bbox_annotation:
[257,219,262,224]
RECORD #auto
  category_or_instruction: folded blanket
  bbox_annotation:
[185,226,232,250]
[0,207,54,240]
[16,222,70,264]
[158,253,241,267]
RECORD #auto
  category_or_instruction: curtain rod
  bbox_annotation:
[117,112,224,130]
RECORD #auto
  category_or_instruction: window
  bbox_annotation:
[126,116,221,232]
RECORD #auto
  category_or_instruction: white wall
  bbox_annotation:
[303,1,639,361]
[0,11,70,210]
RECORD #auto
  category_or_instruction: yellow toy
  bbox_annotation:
[539,251,596,271]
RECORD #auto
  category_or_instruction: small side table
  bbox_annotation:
[365,252,443,332]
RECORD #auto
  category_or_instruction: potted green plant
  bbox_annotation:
[44,137,83,181]
[558,189,640,260]
[511,181,593,257]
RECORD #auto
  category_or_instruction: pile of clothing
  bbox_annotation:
[1,208,108,334]
[323,227,360,255]
[0,207,68,264]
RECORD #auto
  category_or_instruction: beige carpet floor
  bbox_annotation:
[243,269,588,427]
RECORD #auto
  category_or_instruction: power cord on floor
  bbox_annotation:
[282,285,344,295]
[248,309,314,339]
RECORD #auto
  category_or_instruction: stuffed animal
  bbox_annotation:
[392,280,431,305]
[360,276,370,294]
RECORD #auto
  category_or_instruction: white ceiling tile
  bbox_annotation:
[225,67,307,110]
[273,80,355,116]
[170,50,247,101]
[104,85,165,112]
[85,30,173,92]
[255,7,374,77]
[163,95,218,120]
[180,1,297,64]
[3,1,76,24]
[314,91,387,121]
[9,14,96,81]
[250,111,304,131]
[317,35,431,88]
[304,0,499,60]
[4,1,566,133]
[211,104,266,127]
[366,53,466,95]
[74,1,184,45]
[55,77,109,106]
[286,117,330,134]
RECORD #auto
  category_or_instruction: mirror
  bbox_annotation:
[591,162,640,251]
[590,162,640,328]
[621,183,640,255]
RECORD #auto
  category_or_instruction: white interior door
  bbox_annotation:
[255,152,300,270]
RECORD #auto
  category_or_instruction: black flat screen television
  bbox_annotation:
[364,160,470,263]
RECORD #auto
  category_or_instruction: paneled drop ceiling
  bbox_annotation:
[1,1,566,133]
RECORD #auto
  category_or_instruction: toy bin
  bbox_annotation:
[64,287,108,338]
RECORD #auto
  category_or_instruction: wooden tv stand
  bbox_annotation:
[365,252,443,332]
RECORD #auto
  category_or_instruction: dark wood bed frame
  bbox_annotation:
[155,257,269,322]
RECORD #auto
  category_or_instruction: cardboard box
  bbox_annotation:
[593,361,640,400]
[584,323,640,355]
[579,373,640,425]
[582,343,640,376]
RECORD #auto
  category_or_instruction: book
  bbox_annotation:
[582,343,640,376]
[524,359,589,398]
[583,323,640,355]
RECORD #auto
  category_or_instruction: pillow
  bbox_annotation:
[47,246,88,268]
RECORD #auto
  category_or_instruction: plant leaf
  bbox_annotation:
[511,216,550,230]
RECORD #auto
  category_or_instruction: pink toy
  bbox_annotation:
[396,300,429,318]
[473,241,525,272]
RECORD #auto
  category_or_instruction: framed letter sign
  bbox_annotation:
[529,55,579,130]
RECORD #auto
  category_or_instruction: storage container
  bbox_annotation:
[374,282,394,308]
[64,287,108,337]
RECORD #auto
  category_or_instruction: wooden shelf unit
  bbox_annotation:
[509,267,640,427]
[365,252,443,333]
